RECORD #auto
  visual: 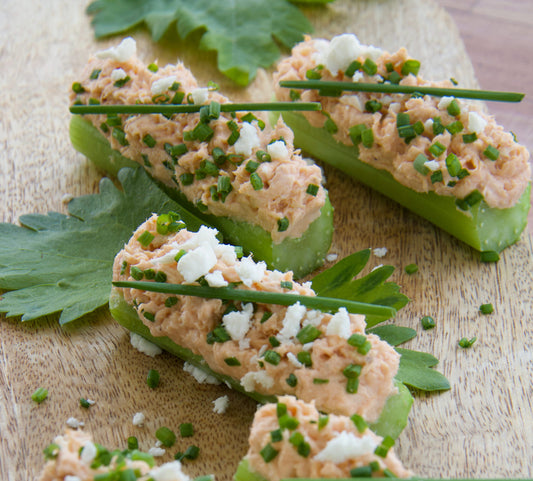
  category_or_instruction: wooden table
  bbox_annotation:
[1,1,532,480]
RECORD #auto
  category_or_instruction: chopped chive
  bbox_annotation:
[365,99,382,113]
[446,120,464,135]
[432,117,445,135]
[375,435,395,458]
[429,141,446,157]
[387,70,402,84]
[306,66,323,80]
[182,445,200,460]
[143,134,156,148]
[430,170,443,184]
[458,336,477,348]
[296,351,312,367]
[289,89,301,101]
[260,443,279,463]
[130,266,144,280]
[120,261,128,275]
[43,443,60,460]
[145,268,156,279]
[155,426,176,447]
[345,60,362,77]
[264,350,281,366]
[31,387,48,404]
[114,76,131,88]
[289,431,304,447]
[246,160,260,173]
[227,129,240,145]
[280,281,293,290]
[112,127,129,146]
[276,403,287,418]
[313,377,329,384]
[445,153,462,177]
[79,398,92,409]
[137,230,155,247]
[154,271,167,283]
[146,369,160,388]
[256,150,271,162]
[72,82,85,94]
[260,311,273,324]
[180,422,194,438]
[349,124,367,145]
[127,436,138,450]
[269,336,281,347]
[212,147,227,165]
[446,99,461,117]
[413,120,424,135]
[165,143,188,158]
[318,415,329,430]
[277,217,289,232]
[90,69,102,80]
[278,414,299,430]
[279,80,524,103]
[147,63,159,72]
[421,315,436,330]
[350,413,368,433]
[180,173,194,186]
[483,145,500,161]
[88,98,100,105]
[462,132,478,143]
[286,373,298,387]
[306,184,319,196]
[164,296,178,308]
[479,303,494,315]
[250,172,263,190]
[385,62,395,73]
[362,58,377,76]
[174,249,187,263]
[342,363,362,379]
[413,154,430,175]
[171,91,185,104]
[351,466,373,478]
[296,325,322,344]
[206,325,231,344]
[346,377,359,393]
[404,263,418,274]
[224,356,241,366]
[401,59,421,76]
[270,429,283,443]
[324,116,338,134]
[361,128,374,148]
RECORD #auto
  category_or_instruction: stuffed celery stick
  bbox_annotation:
[273,34,531,256]
[69,38,333,278]
[234,396,410,481]
[110,213,413,439]
[38,428,209,481]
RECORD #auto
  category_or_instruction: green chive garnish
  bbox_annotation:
[271,429,283,443]
[296,325,322,344]
[404,263,418,274]
[365,99,382,113]
[279,80,524,103]
[43,443,60,460]
[479,303,494,315]
[351,466,373,478]
[130,266,144,281]
[401,59,421,76]
[146,369,160,388]
[413,153,430,175]
[31,387,48,404]
[463,132,478,143]
[286,373,298,387]
[143,134,156,148]
[250,172,263,190]
[446,120,464,135]
[313,378,329,384]
[155,426,176,447]
[483,145,500,161]
[361,128,374,148]
[306,184,319,196]
[72,82,85,94]
[277,217,289,232]
[445,153,462,177]
[430,170,443,184]
[260,443,279,463]
[127,436,138,450]
[458,336,477,348]
[79,398,92,408]
[264,350,281,366]
[318,415,329,430]
[296,351,312,367]
[446,99,461,117]
[362,58,377,76]
[180,422,194,438]
[429,141,446,157]
[350,413,367,433]
[421,315,436,330]
[137,230,155,247]
[346,377,359,393]
[224,357,241,366]
[280,281,293,290]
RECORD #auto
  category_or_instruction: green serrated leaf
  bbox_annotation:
[396,348,451,392]
[0,167,205,325]
[311,251,409,326]
[367,325,417,346]
[86,0,313,86]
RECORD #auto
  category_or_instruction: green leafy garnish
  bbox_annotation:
[367,325,417,346]
[311,249,409,327]
[0,168,204,324]
[395,348,450,391]
[86,0,314,86]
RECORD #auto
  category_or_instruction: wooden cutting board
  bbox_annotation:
[1,0,532,480]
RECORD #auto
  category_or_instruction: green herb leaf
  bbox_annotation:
[86,0,313,86]
[0,168,204,324]
[395,348,451,391]
[311,249,409,327]
[367,325,417,346]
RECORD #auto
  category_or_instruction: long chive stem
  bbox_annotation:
[279,80,524,103]
[112,281,396,318]
[70,102,321,115]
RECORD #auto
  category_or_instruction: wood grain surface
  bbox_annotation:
[1,1,532,480]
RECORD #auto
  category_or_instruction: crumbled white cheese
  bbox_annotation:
[202,270,226,288]
[65,476,82,481]
[438,96,455,110]
[177,243,217,283]
[149,460,191,481]
[148,446,167,458]
[311,38,330,65]
[95,37,136,62]
[222,303,254,341]
[278,302,307,343]
[302,342,314,351]
[235,256,266,287]
[183,362,221,385]
[468,111,487,135]
[326,253,338,262]
[66,417,84,429]
[180,226,220,251]
[85,399,96,406]
[287,352,304,368]
[191,87,209,105]
[326,307,351,339]
[425,160,441,171]
[325,34,383,75]
[132,412,145,426]
[240,371,274,392]
[212,395,230,414]
[234,122,261,157]
[424,118,434,132]
[364,45,385,61]
[151,76,178,96]
[352,71,364,83]
[155,440,163,448]
[314,432,378,463]
[214,243,238,265]
[111,68,127,82]
[130,332,163,357]
[80,441,97,464]
[267,141,289,161]
[303,309,324,328]
[239,338,251,350]
[373,247,388,258]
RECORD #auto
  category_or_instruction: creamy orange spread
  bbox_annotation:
[245,396,410,480]
[274,34,530,209]
[38,429,193,481]
[113,215,399,422]
[70,38,326,243]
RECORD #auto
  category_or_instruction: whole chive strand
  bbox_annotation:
[112,281,396,318]
[279,80,524,103]
[70,102,322,115]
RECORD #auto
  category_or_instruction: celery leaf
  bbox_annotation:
[0,167,204,325]
[86,0,313,86]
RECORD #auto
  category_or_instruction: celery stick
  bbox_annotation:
[70,116,333,278]
[234,459,268,481]
[109,288,412,439]
[280,111,531,255]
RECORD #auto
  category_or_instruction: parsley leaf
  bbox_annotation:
[396,348,451,391]
[0,168,204,325]
[86,0,313,86]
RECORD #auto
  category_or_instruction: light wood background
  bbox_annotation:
[1,1,532,480]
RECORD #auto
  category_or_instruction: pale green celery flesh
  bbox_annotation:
[234,459,267,481]
[70,115,333,278]
[281,111,531,254]
[109,288,412,439]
